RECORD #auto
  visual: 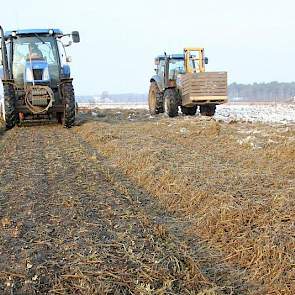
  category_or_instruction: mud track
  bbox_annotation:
[0,124,252,295]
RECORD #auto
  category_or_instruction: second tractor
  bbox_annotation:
[149,48,227,117]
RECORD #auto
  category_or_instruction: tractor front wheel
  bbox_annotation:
[164,88,179,117]
[3,83,18,129]
[63,81,76,128]
[200,105,216,117]
[181,105,197,116]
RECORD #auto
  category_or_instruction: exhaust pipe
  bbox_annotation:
[0,26,10,80]
[164,52,169,88]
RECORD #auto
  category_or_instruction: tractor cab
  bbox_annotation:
[154,48,209,90]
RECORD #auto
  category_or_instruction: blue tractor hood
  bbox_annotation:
[24,59,50,83]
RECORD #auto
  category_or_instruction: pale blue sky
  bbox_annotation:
[1,0,295,95]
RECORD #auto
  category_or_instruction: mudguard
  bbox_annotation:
[150,75,164,92]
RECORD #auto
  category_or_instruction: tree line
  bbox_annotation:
[228,82,295,102]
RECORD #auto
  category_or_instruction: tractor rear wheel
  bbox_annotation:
[3,83,18,129]
[63,81,76,128]
[200,105,216,117]
[164,88,178,117]
[181,105,197,116]
[148,82,163,115]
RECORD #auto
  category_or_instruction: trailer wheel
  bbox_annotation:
[3,83,18,129]
[63,82,76,128]
[148,82,163,115]
[181,105,197,116]
[164,88,178,117]
[200,105,216,117]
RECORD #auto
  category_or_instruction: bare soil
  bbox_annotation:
[0,110,294,294]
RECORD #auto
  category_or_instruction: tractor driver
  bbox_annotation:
[27,43,44,60]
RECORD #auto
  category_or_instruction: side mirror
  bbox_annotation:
[72,31,80,43]
[204,57,209,65]
[66,56,72,63]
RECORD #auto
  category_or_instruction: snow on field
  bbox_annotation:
[215,104,295,124]
[79,102,295,124]
[78,102,148,110]
[0,97,293,124]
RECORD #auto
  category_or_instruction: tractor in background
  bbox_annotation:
[149,48,227,117]
[0,26,80,129]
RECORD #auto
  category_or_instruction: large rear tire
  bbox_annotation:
[63,81,76,128]
[181,105,197,116]
[200,105,216,117]
[3,83,18,129]
[148,82,163,115]
[164,88,178,117]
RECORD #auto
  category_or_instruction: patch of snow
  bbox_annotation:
[237,136,255,145]
[238,129,263,135]
[237,135,263,149]
[79,102,295,125]
[180,127,189,135]
[216,104,295,124]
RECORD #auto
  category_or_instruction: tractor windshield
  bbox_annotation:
[12,36,59,83]
[169,58,197,79]
[169,59,185,79]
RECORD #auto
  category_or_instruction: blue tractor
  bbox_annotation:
[0,26,80,129]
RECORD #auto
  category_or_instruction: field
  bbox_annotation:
[78,102,295,124]
[0,107,294,294]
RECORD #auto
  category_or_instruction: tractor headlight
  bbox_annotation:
[42,67,50,81]
[48,29,54,35]
[25,68,34,82]
[11,31,17,37]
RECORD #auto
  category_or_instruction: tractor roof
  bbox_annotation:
[5,29,63,38]
[156,54,185,60]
